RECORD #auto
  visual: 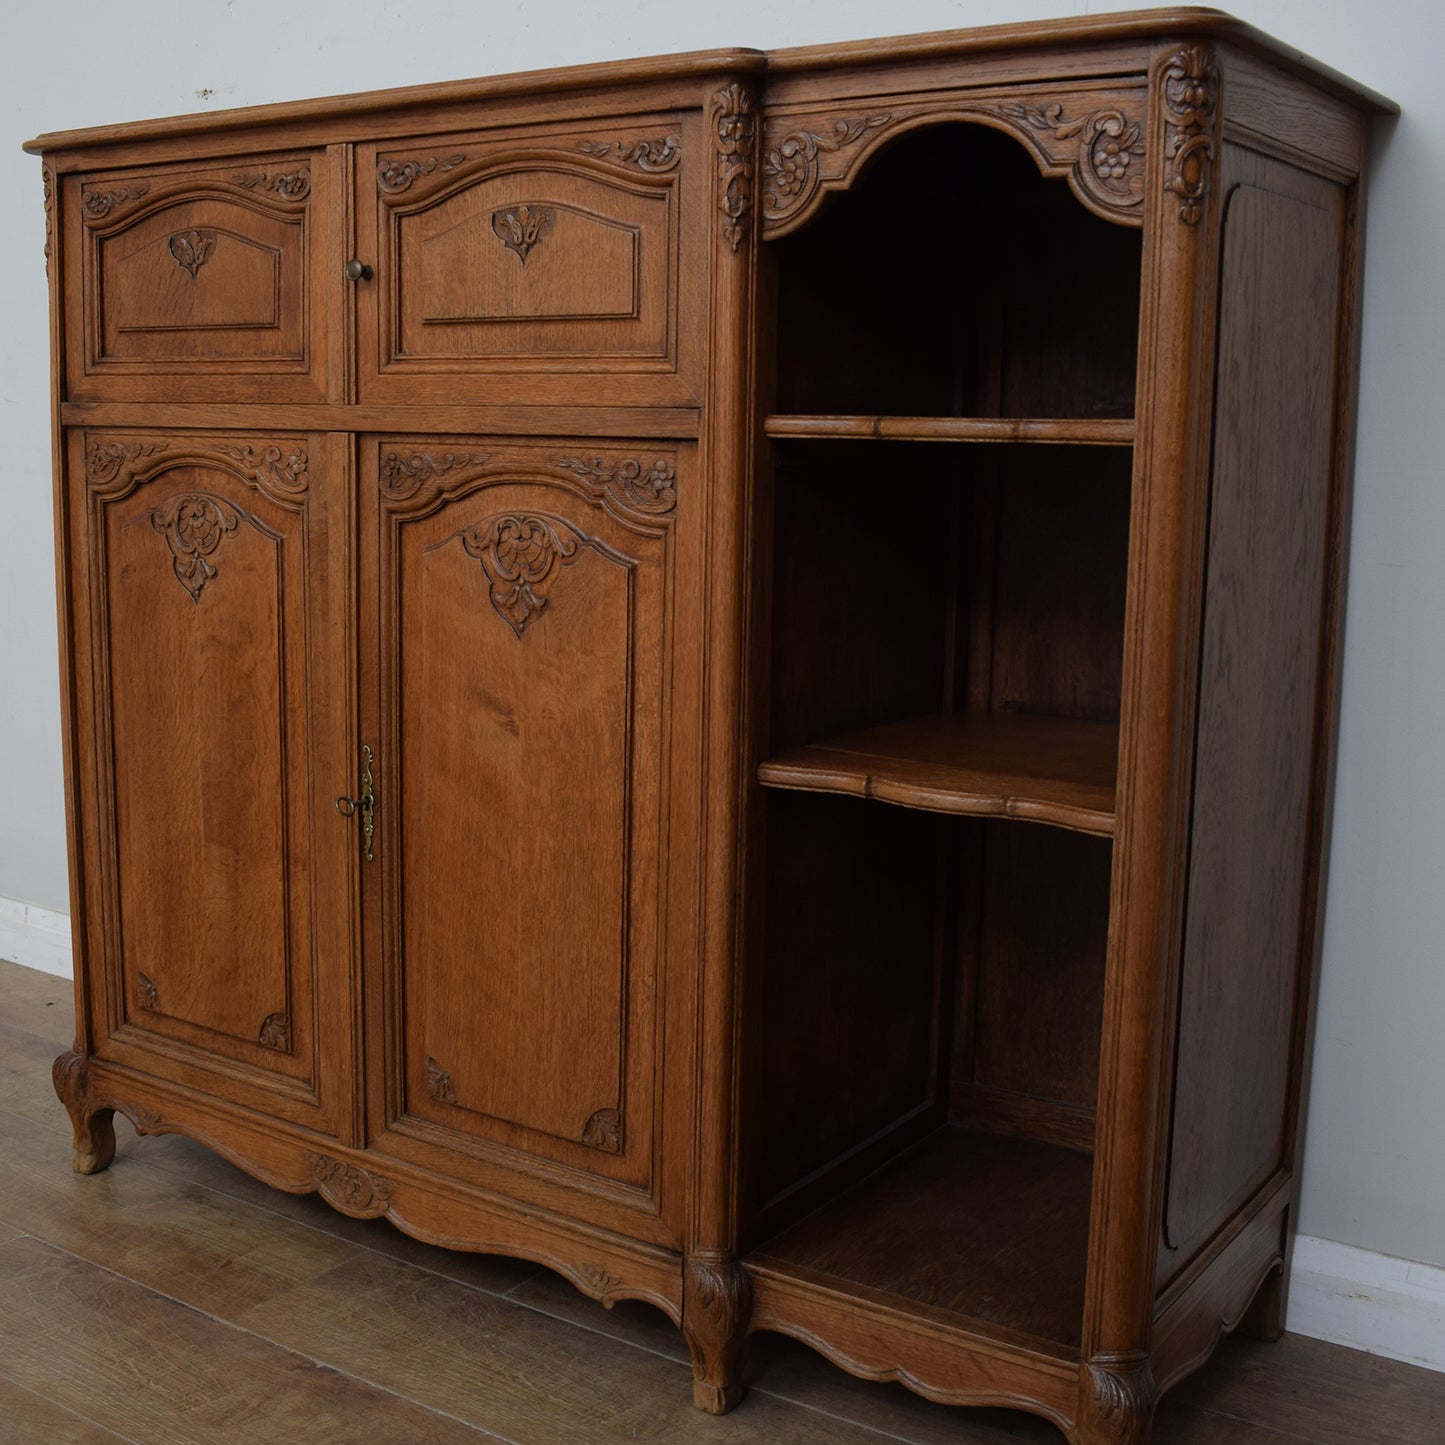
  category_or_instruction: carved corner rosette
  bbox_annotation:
[581,1107,621,1152]
[761,111,892,231]
[458,512,587,640]
[712,82,757,252]
[578,133,682,172]
[149,493,246,603]
[377,152,467,195]
[379,449,489,502]
[553,454,677,523]
[1005,98,1146,219]
[257,1012,291,1051]
[426,1056,458,1105]
[137,972,159,1010]
[1161,44,1219,225]
[81,182,151,222]
[308,1153,393,1218]
[215,442,310,497]
[85,438,170,490]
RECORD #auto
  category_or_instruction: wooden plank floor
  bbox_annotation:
[1,958,1441,1444]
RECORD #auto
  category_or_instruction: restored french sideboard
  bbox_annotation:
[25,10,1393,1441]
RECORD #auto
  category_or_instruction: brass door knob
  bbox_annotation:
[344,258,374,282]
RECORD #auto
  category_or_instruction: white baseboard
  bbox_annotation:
[1288,1234,1445,1373]
[0,896,73,979]
[2,895,1440,1375]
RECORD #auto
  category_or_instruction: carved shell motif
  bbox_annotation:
[581,1108,621,1152]
[458,513,586,639]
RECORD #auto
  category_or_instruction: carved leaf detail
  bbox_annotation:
[379,450,488,500]
[578,133,682,171]
[257,1013,291,1051]
[581,1107,621,1152]
[553,456,677,518]
[149,493,245,602]
[167,230,217,280]
[712,82,757,251]
[762,113,891,224]
[1006,100,1145,210]
[491,205,554,264]
[82,183,151,220]
[377,153,467,194]
[426,1056,458,1104]
[308,1153,393,1217]
[232,168,311,200]
[458,513,585,639]
[1162,46,1218,225]
[137,972,159,1010]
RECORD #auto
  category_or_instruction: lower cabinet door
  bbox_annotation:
[67,430,354,1132]
[363,438,692,1237]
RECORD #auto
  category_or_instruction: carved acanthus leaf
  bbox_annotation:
[1085,1352,1158,1441]
[712,82,757,252]
[308,1153,393,1217]
[492,205,554,264]
[232,167,312,201]
[458,513,586,639]
[1162,46,1218,225]
[377,153,467,194]
[137,972,159,1010]
[52,1050,91,1111]
[581,1108,621,1152]
[169,230,217,280]
[380,450,489,500]
[426,1057,458,1105]
[215,443,309,495]
[578,133,682,171]
[762,113,891,226]
[553,455,677,519]
[149,493,245,602]
[85,439,169,487]
[82,183,151,220]
[257,1013,291,1051]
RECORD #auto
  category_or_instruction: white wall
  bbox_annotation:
[3,0,1441,1339]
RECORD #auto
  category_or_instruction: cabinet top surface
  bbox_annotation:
[22,6,1392,157]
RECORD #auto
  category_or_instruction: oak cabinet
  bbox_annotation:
[28,12,1392,1443]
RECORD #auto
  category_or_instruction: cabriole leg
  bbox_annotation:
[1073,1355,1158,1445]
[682,1252,751,1414]
[52,1050,117,1175]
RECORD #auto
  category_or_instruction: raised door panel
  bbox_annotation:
[365,441,684,1226]
[357,114,702,407]
[68,432,352,1130]
[66,156,331,403]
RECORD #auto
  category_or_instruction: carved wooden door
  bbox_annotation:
[361,439,693,1240]
[65,431,355,1133]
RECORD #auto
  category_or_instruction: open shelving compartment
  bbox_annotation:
[740,119,1143,1364]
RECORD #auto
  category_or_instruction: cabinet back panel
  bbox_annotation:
[1160,151,1344,1280]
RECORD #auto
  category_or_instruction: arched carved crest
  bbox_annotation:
[761,83,1150,235]
[83,435,309,507]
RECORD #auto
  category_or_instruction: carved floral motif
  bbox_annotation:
[1006,101,1145,211]
[308,1153,393,1217]
[578,133,682,171]
[380,450,488,500]
[712,82,757,252]
[232,167,312,200]
[458,513,585,639]
[149,493,245,602]
[137,972,159,1010]
[426,1056,458,1104]
[1162,46,1218,225]
[762,113,891,226]
[492,205,554,264]
[85,439,169,487]
[42,166,53,277]
[82,183,151,220]
[577,1264,624,1299]
[257,1013,291,1051]
[216,443,309,495]
[377,153,466,194]
[169,230,217,280]
[554,455,677,518]
[581,1107,621,1152]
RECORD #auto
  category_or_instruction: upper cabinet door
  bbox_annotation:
[66,154,334,403]
[356,112,705,408]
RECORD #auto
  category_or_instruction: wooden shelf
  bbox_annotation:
[763,414,1135,446]
[748,1128,1093,1355]
[758,712,1118,836]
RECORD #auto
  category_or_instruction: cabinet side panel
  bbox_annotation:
[1159,149,1345,1278]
